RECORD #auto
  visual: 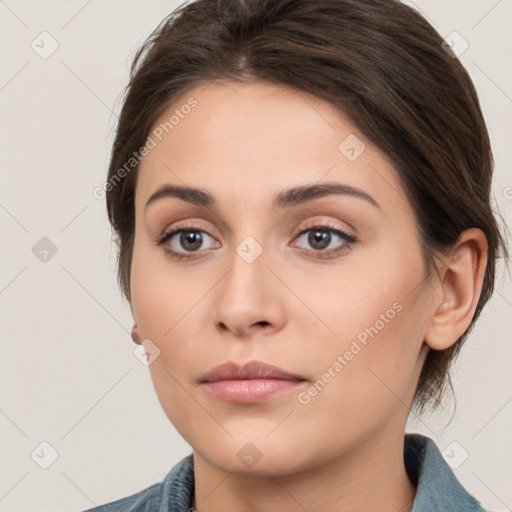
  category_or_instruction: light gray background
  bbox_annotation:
[1,1,511,511]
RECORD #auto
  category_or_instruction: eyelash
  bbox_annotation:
[156,220,357,261]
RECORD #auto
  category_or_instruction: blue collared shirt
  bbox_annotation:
[83,433,489,511]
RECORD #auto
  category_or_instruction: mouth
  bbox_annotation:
[200,360,307,404]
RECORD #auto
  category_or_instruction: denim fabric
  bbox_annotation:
[404,434,488,512]
[83,433,489,511]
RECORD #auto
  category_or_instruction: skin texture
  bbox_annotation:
[130,81,488,512]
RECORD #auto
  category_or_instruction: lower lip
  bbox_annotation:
[202,378,306,404]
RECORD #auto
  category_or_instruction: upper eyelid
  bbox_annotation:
[161,213,356,234]
[161,220,354,238]
[160,222,356,248]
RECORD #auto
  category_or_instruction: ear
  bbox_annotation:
[131,322,142,345]
[424,228,488,351]
[129,302,142,344]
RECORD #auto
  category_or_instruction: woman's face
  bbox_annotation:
[130,81,434,475]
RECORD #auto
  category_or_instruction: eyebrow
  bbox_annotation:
[144,181,381,212]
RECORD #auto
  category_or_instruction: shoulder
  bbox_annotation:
[80,453,195,512]
[405,433,490,512]
[81,483,161,512]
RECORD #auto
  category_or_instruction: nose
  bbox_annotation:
[213,241,286,340]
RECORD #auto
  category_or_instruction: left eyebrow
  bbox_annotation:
[144,181,381,212]
[274,182,381,210]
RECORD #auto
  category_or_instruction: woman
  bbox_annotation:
[85,0,508,510]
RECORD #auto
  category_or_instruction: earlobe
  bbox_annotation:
[131,323,142,345]
[130,303,142,345]
[424,228,488,351]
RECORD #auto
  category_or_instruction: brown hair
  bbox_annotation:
[105,0,509,417]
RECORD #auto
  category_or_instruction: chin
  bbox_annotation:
[194,435,316,477]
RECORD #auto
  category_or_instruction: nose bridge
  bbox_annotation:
[222,234,269,310]
[213,229,283,336]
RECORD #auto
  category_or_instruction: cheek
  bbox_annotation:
[290,234,426,349]
[130,239,212,383]
[293,240,428,411]
[144,355,210,453]
[130,238,196,340]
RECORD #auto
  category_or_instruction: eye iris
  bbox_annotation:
[308,229,330,250]
[180,231,203,251]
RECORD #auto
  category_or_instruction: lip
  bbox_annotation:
[200,360,307,404]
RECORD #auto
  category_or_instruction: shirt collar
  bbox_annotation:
[405,433,487,511]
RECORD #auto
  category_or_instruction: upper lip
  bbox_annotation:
[200,360,306,383]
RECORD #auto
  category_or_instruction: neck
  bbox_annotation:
[191,426,417,512]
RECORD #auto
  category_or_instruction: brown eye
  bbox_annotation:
[293,224,356,258]
[157,226,219,259]
[177,230,205,252]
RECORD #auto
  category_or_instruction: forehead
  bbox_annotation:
[135,81,410,219]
